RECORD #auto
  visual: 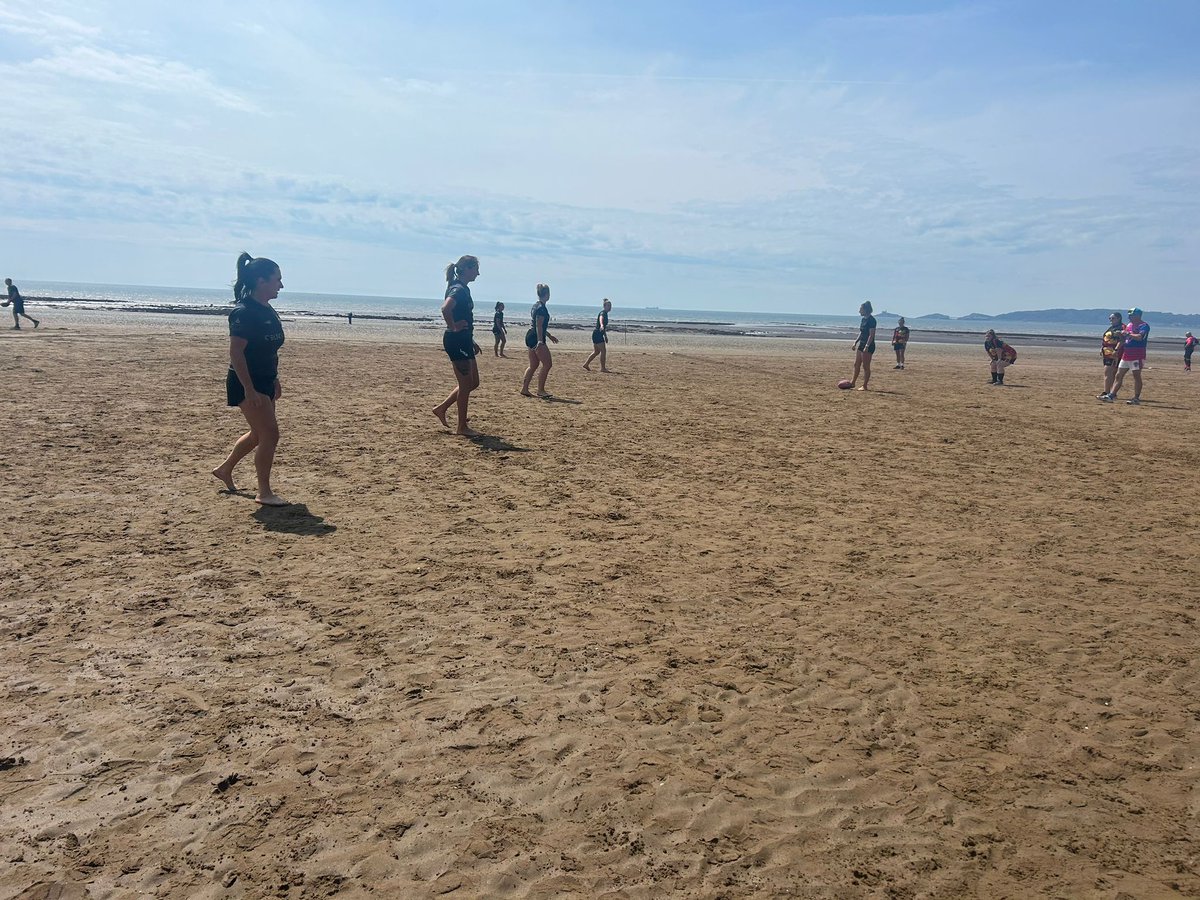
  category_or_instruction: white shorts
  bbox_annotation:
[1118,358,1143,371]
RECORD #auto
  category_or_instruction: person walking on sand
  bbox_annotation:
[984,329,1016,385]
[492,302,507,357]
[432,255,482,436]
[583,298,612,372]
[1185,332,1196,373]
[212,253,289,506]
[1103,308,1149,404]
[3,279,39,330]
[847,301,876,390]
[891,317,909,369]
[521,283,558,398]
[1098,312,1125,398]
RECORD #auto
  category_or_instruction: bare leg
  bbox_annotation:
[433,387,457,427]
[455,360,480,436]
[859,353,872,390]
[1102,364,1117,395]
[499,335,507,357]
[213,429,259,490]
[583,345,600,370]
[599,343,609,372]
[1131,369,1142,401]
[851,350,863,387]
[1109,369,1127,398]
[536,346,553,396]
[239,398,286,505]
[521,348,539,395]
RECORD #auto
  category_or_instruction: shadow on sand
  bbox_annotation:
[252,503,337,536]
[468,433,532,453]
[540,395,583,405]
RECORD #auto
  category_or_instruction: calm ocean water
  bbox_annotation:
[19,279,1107,338]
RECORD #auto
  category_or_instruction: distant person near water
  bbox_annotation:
[1102,308,1149,404]
[521,283,558,398]
[583,299,612,372]
[492,302,507,357]
[891,317,909,369]
[212,253,289,506]
[1098,312,1125,398]
[1185,332,1196,373]
[3,279,39,330]
[432,255,482,436]
[347,311,353,325]
[984,330,1016,385]
[847,301,876,390]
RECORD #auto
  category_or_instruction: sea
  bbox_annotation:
[16,279,1111,339]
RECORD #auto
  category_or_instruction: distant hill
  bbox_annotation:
[914,308,1200,328]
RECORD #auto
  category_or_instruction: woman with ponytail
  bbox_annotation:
[212,252,289,505]
[432,255,481,436]
[521,283,558,398]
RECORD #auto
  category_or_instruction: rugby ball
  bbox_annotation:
[837,379,853,390]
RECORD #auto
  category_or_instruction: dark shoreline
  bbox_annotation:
[23,296,1115,347]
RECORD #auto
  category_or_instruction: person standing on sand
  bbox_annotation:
[1098,312,1125,398]
[3,279,39,330]
[432,255,482,436]
[492,302,507,357]
[847,301,876,390]
[984,329,1016,385]
[891,317,909,369]
[521,283,558,398]
[212,253,289,506]
[1103,307,1149,404]
[583,298,612,372]
[1185,332,1196,373]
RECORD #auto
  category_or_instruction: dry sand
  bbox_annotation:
[1,325,1198,899]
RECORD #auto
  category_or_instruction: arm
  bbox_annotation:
[229,336,266,408]
[442,295,466,332]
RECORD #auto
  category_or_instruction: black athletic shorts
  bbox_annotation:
[592,329,607,344]
[860,342,876,355]
[525,327,538,350]
[1104,358,1116,367]
[226,369,275,407]
[443,329,476,362]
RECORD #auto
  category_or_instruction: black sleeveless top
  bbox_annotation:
[445,280,473,331]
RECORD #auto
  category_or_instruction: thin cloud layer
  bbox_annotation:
[0,0,1196,313]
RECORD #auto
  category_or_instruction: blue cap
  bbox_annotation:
[1129,307,1143,316]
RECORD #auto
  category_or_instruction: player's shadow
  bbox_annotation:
[468,433,531,453]
[540,395,583,404]
[252,503,337,536]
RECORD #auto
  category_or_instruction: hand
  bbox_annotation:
[274,380,283,400]
[550,335,559,344]
[472,342,481,355]
[242,390,268,410]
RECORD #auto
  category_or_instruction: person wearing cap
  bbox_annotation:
[984,329,1016,385]
[1102,307,1149,404]
[1184,331,1196,373]
[1097,312,1125,399]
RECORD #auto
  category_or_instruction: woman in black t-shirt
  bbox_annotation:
[492,302,507,358]
[521,283,558,398]
[848,301,877,391]
[212,252,289,506]
[583,299,613,372]
[433,255,482,436]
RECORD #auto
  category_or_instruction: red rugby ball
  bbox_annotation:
[837,379,853,390]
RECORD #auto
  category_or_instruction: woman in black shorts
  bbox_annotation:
[492,302,507,357]
[583,299,612,372]
[212,252,289,506]
[521,283,558,397]
[848,301,877,391]
[433,255,481,436]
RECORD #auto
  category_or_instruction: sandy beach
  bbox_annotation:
[1,322,1198,898]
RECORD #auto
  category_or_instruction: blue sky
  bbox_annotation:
[0,0,1196,314]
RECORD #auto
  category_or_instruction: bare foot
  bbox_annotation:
[583,364,591,371]
[255,494,290,507]
[211,467,236,491]
[520,390,533,397]
[600,368,611,373]
[432,406,449,428]
[33,320,40,329]
[537,392,552,399]
[457,426,481,437]
[856,386,868,391]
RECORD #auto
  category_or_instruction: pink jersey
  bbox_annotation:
[1122,322,1149,361]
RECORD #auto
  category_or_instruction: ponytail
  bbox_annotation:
[234,251,279,302]
[446,254,479,284]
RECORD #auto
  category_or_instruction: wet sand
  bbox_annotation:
[1,324,1198,898]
